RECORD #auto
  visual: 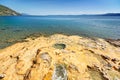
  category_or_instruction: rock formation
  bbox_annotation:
[0,34,120,80]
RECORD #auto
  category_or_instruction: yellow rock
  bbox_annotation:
[0,34,120,80]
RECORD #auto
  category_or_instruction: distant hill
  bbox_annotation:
[101,13,120,16]
[27,13,120,17]
[0,5,20,16]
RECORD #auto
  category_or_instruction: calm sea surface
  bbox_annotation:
[0,16,120,48]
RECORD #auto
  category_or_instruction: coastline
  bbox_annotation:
[0,34,120,80]
[0,32,119,50]
[106,39,120,47]
[0,1,120,80]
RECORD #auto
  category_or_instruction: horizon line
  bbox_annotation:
[21,13,120,16]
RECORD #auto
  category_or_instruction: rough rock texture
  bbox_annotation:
[52,64,67,80]
[0,34,120,80]
[106,39,120,47]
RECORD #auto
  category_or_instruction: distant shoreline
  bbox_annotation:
[20,13,120,17]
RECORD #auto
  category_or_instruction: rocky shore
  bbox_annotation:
[0,34,120,80]
[106,39,120,47]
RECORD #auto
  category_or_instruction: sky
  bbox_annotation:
[0,0,120,15]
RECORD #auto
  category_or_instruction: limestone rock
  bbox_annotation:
[40,52,52,64]
[0,34,120,80]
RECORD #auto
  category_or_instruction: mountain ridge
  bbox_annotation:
[0,5,20,16]
[22,13,120,16]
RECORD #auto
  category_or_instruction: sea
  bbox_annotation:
[0,16,120,48]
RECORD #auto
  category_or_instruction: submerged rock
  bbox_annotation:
[53,43,66,49]
[52,64,67,80]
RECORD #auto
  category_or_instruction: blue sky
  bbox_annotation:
[0,0,120,15]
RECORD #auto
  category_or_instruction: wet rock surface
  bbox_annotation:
[0,34,120,80]
[106,39,120,47]
[52,64,67,80]
[53,43,66,49]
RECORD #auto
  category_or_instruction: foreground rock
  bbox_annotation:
[0,34,120,80]
[52,64,67,80]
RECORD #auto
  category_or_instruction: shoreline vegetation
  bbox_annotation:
[0,34,120,80]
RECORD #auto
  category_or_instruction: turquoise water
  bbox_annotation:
[0,16,120,48]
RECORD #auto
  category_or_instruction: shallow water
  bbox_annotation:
[0,16,120,48]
